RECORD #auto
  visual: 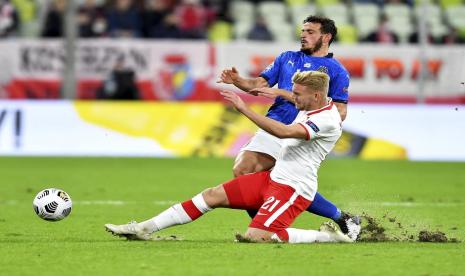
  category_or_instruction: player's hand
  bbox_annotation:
[217,67,240,85]
[220,90,247,112]
[249,87,280,99]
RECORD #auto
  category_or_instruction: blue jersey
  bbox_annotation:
[260,51,350,124]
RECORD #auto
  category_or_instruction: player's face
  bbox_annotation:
[300,23,324,55]
[292,83,315,110]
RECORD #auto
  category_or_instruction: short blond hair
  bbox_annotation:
[292,71,329,93]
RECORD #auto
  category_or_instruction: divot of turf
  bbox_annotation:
[358,214,389,242]
[418,230,448,243]
[358,213,461,243]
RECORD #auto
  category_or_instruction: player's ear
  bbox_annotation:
[313,92,319,100]
[323,33,332,44]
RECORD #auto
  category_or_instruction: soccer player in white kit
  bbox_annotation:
[105,71,354,243]
[219,16,360,238]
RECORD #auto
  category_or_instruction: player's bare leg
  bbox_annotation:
[232,150,275,177]
[200,185,229,207]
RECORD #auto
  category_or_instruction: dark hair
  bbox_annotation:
[303,15,337,45]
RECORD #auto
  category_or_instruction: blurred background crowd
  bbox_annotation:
[1,0,465,44]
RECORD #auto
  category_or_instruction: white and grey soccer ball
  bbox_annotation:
[33,188,72,221]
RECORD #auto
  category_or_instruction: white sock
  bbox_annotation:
[272,228,331,243]
[191,193,213,213]
[138,203,190,232]
[139,193,212,233]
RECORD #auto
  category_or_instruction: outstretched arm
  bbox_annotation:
[217,67,269,93]
[220,90,306,139]
[249,87,294,103]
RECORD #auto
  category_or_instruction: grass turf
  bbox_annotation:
[0,157,464,275]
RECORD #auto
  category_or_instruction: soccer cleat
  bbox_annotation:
[335,212,361,241]
[105,221,152,241]
[319,221,354,243]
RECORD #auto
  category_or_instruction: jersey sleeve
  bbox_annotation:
[328,71,350,104]
[298,120,321,141]
[259,52,286,87]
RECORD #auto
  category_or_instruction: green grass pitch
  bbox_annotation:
[1,157,464,275]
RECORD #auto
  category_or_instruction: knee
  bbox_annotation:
[244,228,273,243]
[233,152,258,177]
[245,233,267,242]
[232,162,253,177]
[202,187,218,207]
[202,186,228,208]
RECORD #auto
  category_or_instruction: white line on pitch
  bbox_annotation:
[77,200,130,205]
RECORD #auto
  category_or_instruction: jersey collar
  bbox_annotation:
[307,98,333,116]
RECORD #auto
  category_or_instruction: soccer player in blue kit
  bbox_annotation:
[218,15,360,239]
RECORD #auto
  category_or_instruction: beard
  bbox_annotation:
[301,36,323,55]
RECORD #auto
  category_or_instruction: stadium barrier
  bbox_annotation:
[0,100,463,161]
[0,40,464,103]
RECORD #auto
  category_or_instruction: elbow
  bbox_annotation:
[340,112,347,121]
[256,77,269,88]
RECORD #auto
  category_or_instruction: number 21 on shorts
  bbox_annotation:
[261,196,281,212]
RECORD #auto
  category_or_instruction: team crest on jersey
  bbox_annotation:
[317,66,328,74]
[304,63,311,68]
[306,121,320,133]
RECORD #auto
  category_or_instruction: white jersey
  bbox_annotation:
[270,99,342,201]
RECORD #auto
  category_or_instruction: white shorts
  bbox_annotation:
[241,128,282,160]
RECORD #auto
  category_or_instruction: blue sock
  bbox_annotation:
[307,192,341,221]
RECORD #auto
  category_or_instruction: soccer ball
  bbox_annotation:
[33,188,72,221]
